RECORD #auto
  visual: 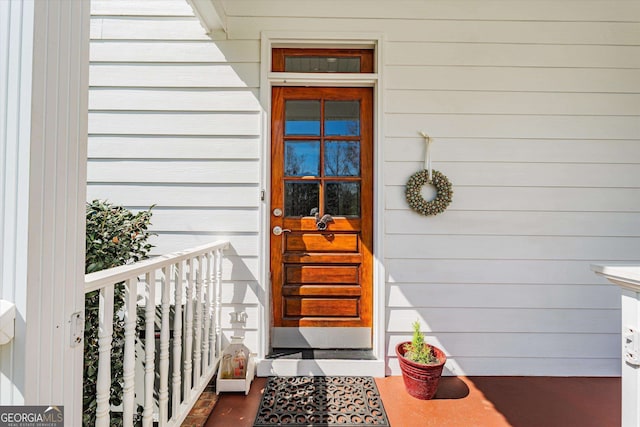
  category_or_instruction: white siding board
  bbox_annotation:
[387,284,620,310]
[384,139,640,163]
[386,91,640,116]
[87,183,259,207]
[221,281,261,305]
[224,1,640,22]
[385,236,640,260]
[146,208,259,233]
[89,89,261,111]
[386,260,605,285]
[385,162,640,188]
[385,186,640,212]
[387,42,640,68]
[92,17,209,40]
[150,234,259,256]
[87,160,259,184]
[229,17,640,45]
[387,67,640,92]
[90,40,259,62]
[88,112,260,135]
[385,211,640,237]
[387,308,618,334]
[91,1,194,17]
[386,114,640,140]
[90,63,259,88]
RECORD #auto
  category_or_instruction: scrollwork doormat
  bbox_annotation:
[253,376,390,427]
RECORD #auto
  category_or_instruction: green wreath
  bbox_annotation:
[405,169,453,216]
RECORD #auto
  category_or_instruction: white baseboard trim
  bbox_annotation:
[256,358,386,377]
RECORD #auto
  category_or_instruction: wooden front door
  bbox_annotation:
[270,86,373,348]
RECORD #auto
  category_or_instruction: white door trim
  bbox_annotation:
[258,31,386,376]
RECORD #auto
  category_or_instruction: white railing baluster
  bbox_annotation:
[84,240,229,427]
[194,255,203,385]
[215,248,223,358]
[122,277,137,425]
[95,284,115,427]
[172,261,183,420]
[207,252,215,368]
[202,252,211,372]
[159,266,171,424]
[142,270,156,427]
[184,258,194,400]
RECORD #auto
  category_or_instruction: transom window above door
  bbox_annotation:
[272,48,374,73]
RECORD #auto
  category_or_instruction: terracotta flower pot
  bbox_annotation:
[395,341,447,400]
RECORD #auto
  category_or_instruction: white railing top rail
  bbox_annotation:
[84,240,230,293]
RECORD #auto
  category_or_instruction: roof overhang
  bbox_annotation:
[186,0,227,39]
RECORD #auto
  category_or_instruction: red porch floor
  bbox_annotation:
[204,376,620,427]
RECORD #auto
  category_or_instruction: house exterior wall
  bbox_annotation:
[88,0,640,376]
[1,0,89,422]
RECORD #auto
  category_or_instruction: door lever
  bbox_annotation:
[272,226,291,236]
[315,214,333,230]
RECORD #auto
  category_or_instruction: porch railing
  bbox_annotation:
[84,240,230,427]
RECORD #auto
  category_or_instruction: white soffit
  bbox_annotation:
[186,0,227,38]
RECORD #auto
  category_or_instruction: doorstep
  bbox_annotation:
[181,380,219,427]
[257,349,385,376]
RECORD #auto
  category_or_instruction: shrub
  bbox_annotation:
[403,320,438,365]
[83,200,154,426]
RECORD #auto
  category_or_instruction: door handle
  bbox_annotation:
[272,226,291,236]
[315,214,333,230]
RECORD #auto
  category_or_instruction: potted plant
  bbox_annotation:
[395,320,447,400]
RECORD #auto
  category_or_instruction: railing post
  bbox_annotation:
[215,248,223,358]
[172,261,184,419]
[122,278,138,425]
[159,265,171,424]
[184,258,194,399]
[208,252,216,368]
[142,270,156,427]
[194,255,203,384]
[95,285,115,427]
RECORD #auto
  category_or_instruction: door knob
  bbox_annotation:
[273,226,291,236]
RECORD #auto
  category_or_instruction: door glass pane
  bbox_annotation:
[285,182,319,217]
[285,141,320,176]
[324,141,360,177]
[285,56,360,73]
[325,182,360,217]
[325,101,360,136]
[285,100,320,136]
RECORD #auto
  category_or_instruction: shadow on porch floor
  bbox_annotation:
[204,376,620,427]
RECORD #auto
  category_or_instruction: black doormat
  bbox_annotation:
[253,376,390,427]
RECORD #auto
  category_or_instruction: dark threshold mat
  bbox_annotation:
[253,376,390,427]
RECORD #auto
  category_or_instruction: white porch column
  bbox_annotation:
[0,1,89,425]
[592,264,640,427]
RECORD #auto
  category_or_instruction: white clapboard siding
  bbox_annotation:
[90,63,259,88]
[383,139,640,163]
[89,111,260,136]
[90,40,259,62]
[149,234,259,257]
[387,67,640,93]
[387,284,620,310]
[386,91,640,116]
[386,308,619,334]
[386,260,606,285]
[385,211,640,237]
[88,160,259,184]
[385,186,640,213]
[387,43,640,68]
[223,1,639,22]
[90,89,261,111]
[386,114,640,140]
[385,236,640,260]
[91,0,194,16]
[91,17,209,40]
[220,281,262,305]
[87,183,259,207]
[142,208,259,233]
[227,17,640,45]
[386,162,640,188]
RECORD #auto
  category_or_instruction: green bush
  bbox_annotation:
[403,320,438,365]
[83,200,154,426]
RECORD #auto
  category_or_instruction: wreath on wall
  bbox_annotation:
[405,132,453,216]
[406,169,453,216]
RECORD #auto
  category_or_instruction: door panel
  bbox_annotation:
[271,86,373,339]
